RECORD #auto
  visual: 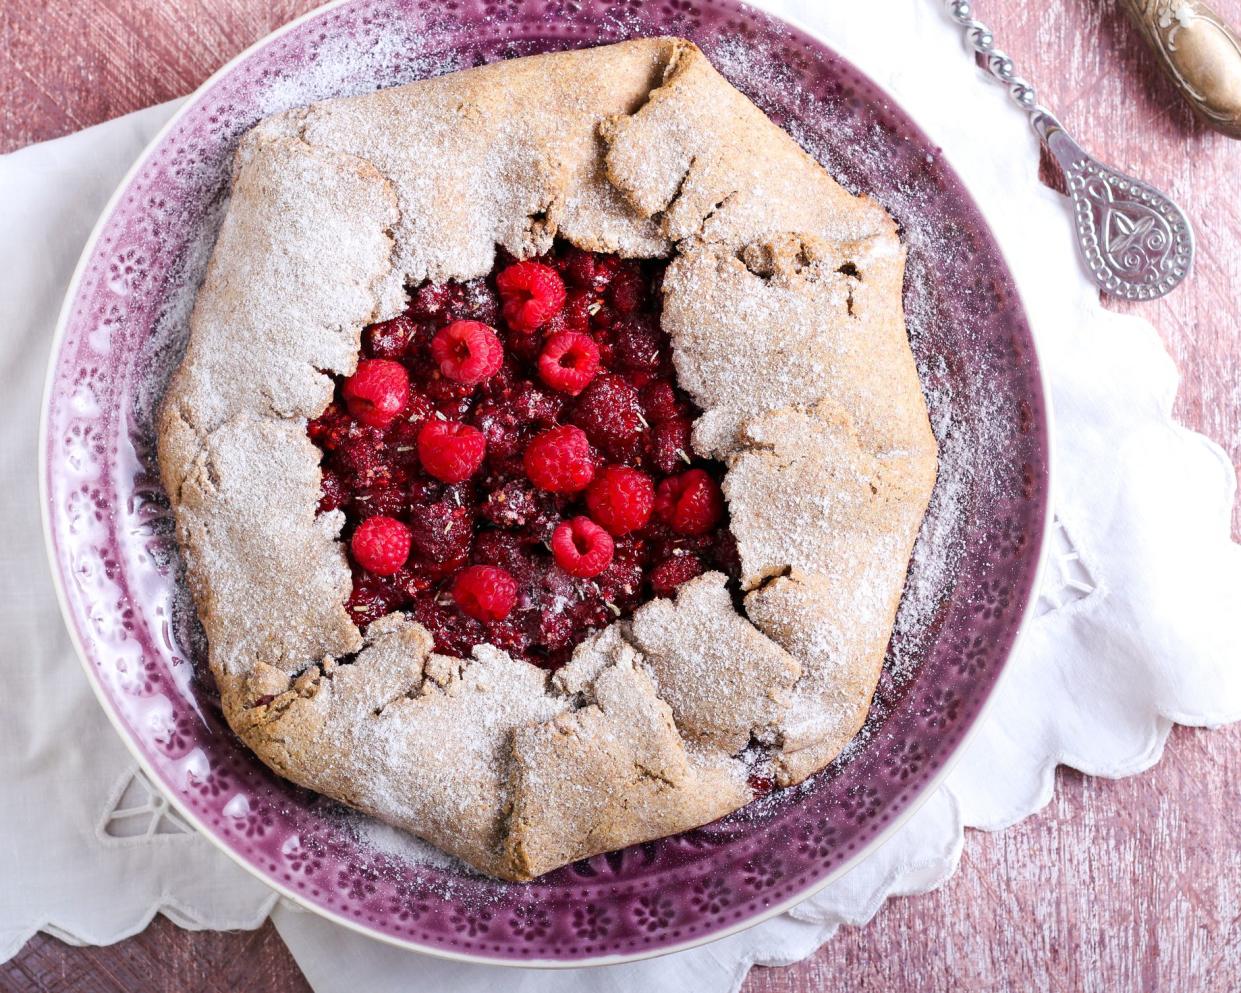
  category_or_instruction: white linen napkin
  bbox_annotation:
[0,101,278,961]
[1,1,1237,988]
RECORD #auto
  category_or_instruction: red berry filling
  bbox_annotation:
[572,373,647,461]
[308,242,738,668]
[650,553,706,597]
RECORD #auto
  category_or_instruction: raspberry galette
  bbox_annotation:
[158,37,938,881]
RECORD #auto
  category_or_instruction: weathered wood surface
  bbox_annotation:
[2,1,1239,990]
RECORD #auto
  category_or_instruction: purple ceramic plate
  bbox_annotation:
[41,0,1050,967]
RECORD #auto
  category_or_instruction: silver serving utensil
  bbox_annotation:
[942,0,1195,301]
[1119,0,1241,140]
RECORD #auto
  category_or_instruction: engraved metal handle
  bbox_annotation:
[942,0,1195,300]
[1118,0,1241,139]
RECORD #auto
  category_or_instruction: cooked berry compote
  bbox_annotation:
[308,243,739,669]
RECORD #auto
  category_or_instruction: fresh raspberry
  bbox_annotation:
[307,402,351,451]
[650,554,705,597]
[551,516,615,578]
[654,469,725,536]
[585,465,654,536]
[430,320,504,385]
[363,315,416,359]
[496,260,566,333]
[538,331,600,396]
[452,565,518,621]
[350,515,412,576]
[523,425,596,493]
[571,374,646,460]
[406,497,474,562]
[327,248,747,668]
[648,418,693,475]
[417,418,486,483]
[343,359,409,429]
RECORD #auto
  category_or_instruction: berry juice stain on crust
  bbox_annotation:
[308,242,740,669]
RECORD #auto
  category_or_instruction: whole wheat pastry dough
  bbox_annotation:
[158,37,938,881]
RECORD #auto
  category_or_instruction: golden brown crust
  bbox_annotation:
[157,38,938,881]
[504,631,748,879]
[629,572,802,753]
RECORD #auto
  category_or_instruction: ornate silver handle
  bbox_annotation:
[942,0,1195,301]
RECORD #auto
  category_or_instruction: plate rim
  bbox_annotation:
[38,0,1056,969]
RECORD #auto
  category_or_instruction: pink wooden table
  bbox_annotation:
[3,1,1239,990]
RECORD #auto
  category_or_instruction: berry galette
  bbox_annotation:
[158,37,937,881]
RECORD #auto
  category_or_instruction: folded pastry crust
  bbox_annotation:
[158,37,938,881]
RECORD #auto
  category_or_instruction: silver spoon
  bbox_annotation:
[942,0,1195,301]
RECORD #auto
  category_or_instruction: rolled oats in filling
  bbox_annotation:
[156,37,938,881]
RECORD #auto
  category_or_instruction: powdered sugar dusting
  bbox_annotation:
[138,20,1029,893]
[346,809,464,872]
[708,33,1022,690]
[257,34,467,121]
